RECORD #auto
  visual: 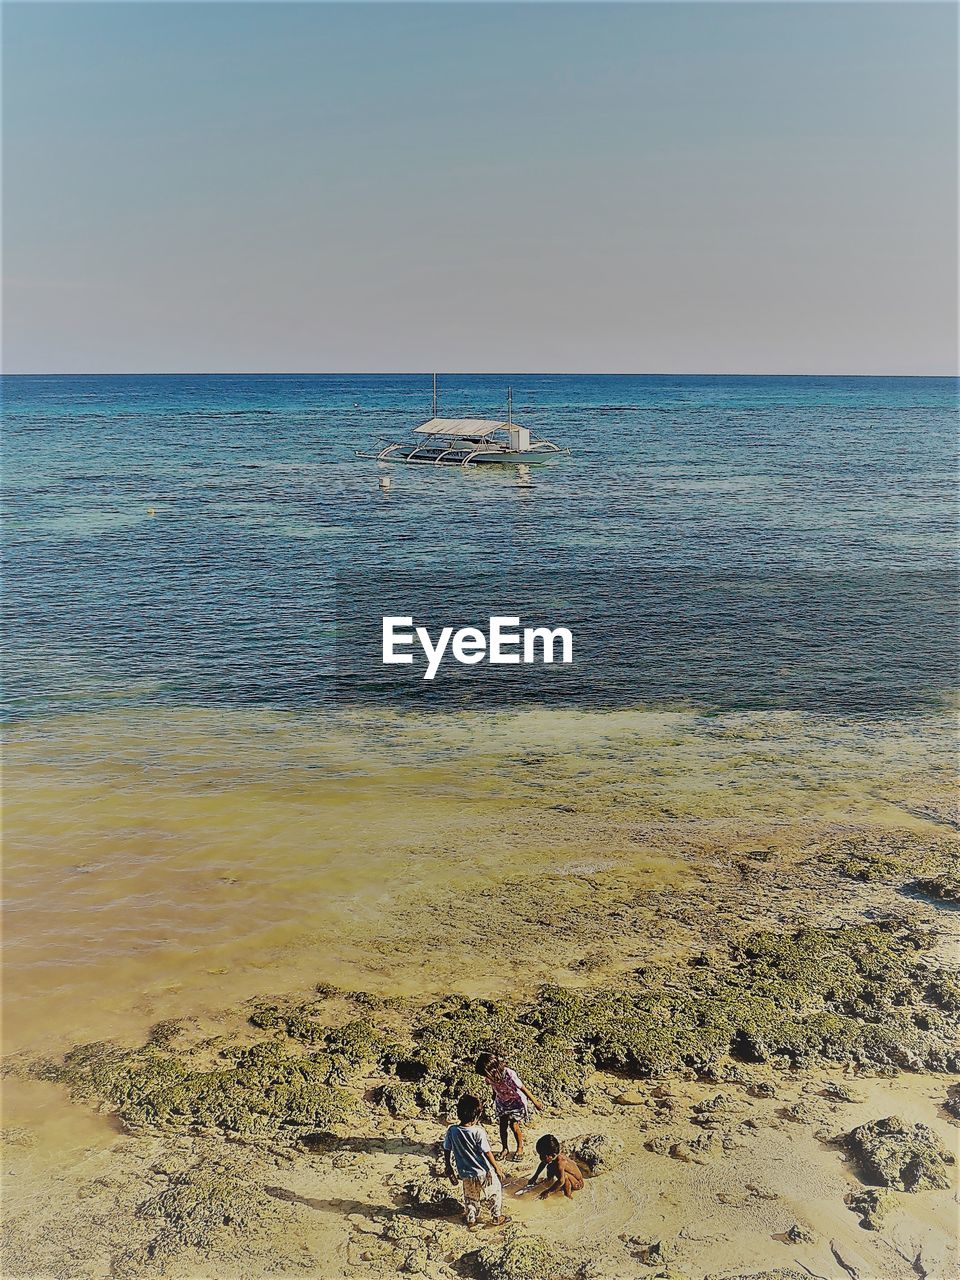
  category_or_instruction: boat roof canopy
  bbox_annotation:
[414,417,508,439]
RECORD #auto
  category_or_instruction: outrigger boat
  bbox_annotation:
[357,376,567,467]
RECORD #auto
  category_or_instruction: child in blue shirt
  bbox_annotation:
[442,1095,510,1230]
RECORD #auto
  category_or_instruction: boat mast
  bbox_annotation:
[507,386,513,424]
[432,373,438,419]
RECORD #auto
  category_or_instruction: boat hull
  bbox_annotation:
[359,443,565,467]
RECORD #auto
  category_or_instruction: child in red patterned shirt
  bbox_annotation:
[475,1051,543,1160]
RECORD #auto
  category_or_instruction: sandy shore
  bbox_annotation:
[3,784,959,1280]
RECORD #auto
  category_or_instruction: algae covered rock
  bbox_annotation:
[569,1132,623,1173]
[390,1162,462,1216]
[248,1003,286,1031]
[284,1012,327,1045]
[784,1221,814,1243]
[907,875,960,906]
[388,990,589,1113]
[356,1215,453,1276]
[475,1224,566,1280]
[703,1272,809,1280]
[623,1236,679,1267]
[564,921,957,1078]
[50,1038,356,1138]
[246,1004,388,1061]
[843,1115,954,1190]
[376,1081,420,1119]
[819,831,954,885]
[614,1089,646,1106]
[113,1165,255,1274]
[822,1081,864,1104]
[691,1093,742,1126]
[146,1019,187,1049]
[846,1187,894,1230]
[926,974,960,1012]
[747,1081,777,1099]
[323,1018,388,1065]
[34,917,960,1159]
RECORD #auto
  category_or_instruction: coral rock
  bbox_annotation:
[474,1224,566,1280]
[569,1133,624,1173]
[843,1116,954,1191]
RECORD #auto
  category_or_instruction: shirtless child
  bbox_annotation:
[525,1134,585,1199]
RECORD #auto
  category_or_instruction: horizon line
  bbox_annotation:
[3,370,959,380]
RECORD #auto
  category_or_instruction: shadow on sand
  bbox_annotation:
[301,1131,439,1157]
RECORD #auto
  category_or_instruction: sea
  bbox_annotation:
[3,373,958,1059]
[4,374,958,717]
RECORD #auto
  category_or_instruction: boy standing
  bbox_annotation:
[443,1095,511,1230]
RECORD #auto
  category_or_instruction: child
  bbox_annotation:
[443,1094,511,1230]
[526,1134,584,1199]
[475,1051,543,1160]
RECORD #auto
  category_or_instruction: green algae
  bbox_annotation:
[33,921,960,1143]
[46,1040,355,1137]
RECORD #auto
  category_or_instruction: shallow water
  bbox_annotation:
[5,702,955,1057]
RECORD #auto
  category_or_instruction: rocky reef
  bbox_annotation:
[26,920,960,1149]
[10,916,958,1279]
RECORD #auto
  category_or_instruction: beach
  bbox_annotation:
[5,0,959,1260]
[3,701,959,1279]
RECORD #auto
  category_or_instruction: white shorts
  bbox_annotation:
[461,1172,502,1224]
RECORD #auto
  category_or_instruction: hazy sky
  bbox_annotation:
[3,2,956,374]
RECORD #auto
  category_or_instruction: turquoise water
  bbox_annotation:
[3,374,957,717]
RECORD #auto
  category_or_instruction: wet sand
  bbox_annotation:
[3,704,959,1278]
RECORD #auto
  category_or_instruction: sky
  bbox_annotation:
[3,2,957,374]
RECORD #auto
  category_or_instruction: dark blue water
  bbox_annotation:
[3,374,957,717]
